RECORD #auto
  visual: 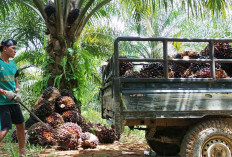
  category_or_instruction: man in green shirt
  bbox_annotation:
[0,39,25,157]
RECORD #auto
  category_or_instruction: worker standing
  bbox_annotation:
[0,39,25,157]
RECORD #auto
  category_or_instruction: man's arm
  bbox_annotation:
[15,78,20,93]
[0,78,19,95]
[0,88,6,95]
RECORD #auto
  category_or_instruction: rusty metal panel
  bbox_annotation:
[122,92,232,112]
[102,86,114,118]
[120,80,232,119]
[121,110,232,119]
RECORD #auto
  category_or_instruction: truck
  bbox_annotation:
[101,37,232,157]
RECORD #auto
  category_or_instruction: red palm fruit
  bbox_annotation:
[81,132,99,149]
[60,89,81,113]
[54,122,82,150]
[56,96,76,113]
[79,117,94,133]
[62,110,82,124]
[54,128,80,150]
[27,122,54,146]
[42,86,61,102]
[32,100,55,120]
[25,116,38,130]
[59,122,82,138]
[216,68,228,78]
[45,112,64,128]
[197,67,228,78]
[93,123,117,144]
[119,56,133,76]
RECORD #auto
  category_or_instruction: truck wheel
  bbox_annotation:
[180,120,232,157]
[146,127,181,156]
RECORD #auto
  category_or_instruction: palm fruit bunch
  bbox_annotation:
[78,115,93,133]
[45,112,64,128]
[119,56,133,76]
[22,87,103,149]
[25,116,38,130]
[195,67,227,78]
[124,70,140,78]
[54,122,82,150]
[55,96,76,113]
[214,43,232,77]
[170,51,200,78]
[42,86,61,102]
[62,110,82,124]
[93,123,117,144]
[139,63,165,78]
[59,122,82,139]
[179,51,200,59]
[201,42,232,58]
[68,8,80,25]
[181,55,227,78]
[81,132,99,149]
[170,63,187,78]
[63,110,92,133]
[44,5,56,17]
[60,89,80,113]
[27,122,54,147]
[34,86,60,106]
[32,100,55,121]
[60,89,77,104]
[201,42,232,76]
[11,129,17,143]
[181,56,210,78]
[215,68,228,78]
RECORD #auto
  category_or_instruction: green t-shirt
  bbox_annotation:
[0,59,18,105]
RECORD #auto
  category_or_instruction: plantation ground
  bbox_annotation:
[0,141,150,157]
[0,132,152,157]
[39,141,150,157]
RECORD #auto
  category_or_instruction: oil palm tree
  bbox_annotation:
[0,0,230,88]
[119,0,230,58]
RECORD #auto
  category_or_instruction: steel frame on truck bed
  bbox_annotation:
[101,37,232,134]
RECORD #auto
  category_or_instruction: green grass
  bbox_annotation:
[119,126,146,143]
[82,108,108,125]
[0,141,47,157]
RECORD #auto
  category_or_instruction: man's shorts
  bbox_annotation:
[0,104,24,130]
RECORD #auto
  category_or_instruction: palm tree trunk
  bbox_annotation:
[46,36,77,89]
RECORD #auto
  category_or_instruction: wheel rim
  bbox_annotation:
[202,137,232,157]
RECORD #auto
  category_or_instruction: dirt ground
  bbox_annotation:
[0,141,152,157]
[39,141,151,157]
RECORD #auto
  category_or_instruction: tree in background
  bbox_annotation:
[0,0,230,106]
[118,0,231,58]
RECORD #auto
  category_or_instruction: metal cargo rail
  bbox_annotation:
[103,37,232,84]
[101,37,232,123]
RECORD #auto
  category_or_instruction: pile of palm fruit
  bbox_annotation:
[120,42,232,78]
[12,87,117,150]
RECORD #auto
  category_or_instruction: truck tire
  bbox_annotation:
[146,127,182,156]
[180,119,232,157]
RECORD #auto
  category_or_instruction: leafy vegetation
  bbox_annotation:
[0,0,232,156]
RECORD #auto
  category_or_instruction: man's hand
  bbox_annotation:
[5,91,22,103]
[5,91,17,100]
[15,88,20,93]
[0,89,6,95]
[14,92,22,103]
